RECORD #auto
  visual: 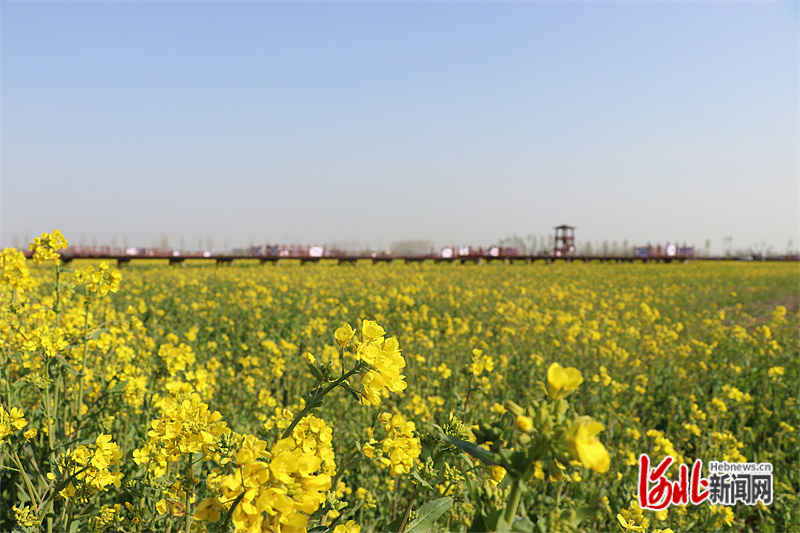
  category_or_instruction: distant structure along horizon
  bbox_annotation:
[553,225,576,258]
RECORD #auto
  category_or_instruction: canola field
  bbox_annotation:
[1,232,798,533]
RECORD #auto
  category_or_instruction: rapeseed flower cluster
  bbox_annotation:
[21,325,69,361]
[468,348,494,377]
[158,342,198,375]
[354,321,407,406]
[0,405,27,444]
[56,434,124,501]
[284,413,336,475]
[363,412,421,476]
[88,504,120,532]
[73,260,122,297]
[206,432,333,532]
[137,391,229,470]
[28,229,68,264]
[0,248,35,297]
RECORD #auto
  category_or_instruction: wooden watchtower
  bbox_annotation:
[553,225,576,257]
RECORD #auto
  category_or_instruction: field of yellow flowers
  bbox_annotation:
[1,231,797,533]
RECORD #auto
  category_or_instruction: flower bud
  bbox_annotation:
[504,400,525,417]
[515,415,534,433]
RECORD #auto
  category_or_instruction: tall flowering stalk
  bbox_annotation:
[441,362,610,532]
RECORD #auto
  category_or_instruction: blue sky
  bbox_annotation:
[2,1,798,254]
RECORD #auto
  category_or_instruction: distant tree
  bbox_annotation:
[723,236,733,258]
[602,240,609,255]
[512,235,525,252]
[704,239,711,258]
[583,242,593,256]
[622,239,629,257]
[526,234,536,253]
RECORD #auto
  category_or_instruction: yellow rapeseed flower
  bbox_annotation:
[567,417,610,473]
[334,519,362,533]
[617,514,646,532]
[546,362,583,399]
[361,320,386,342]
[334,323,356,347]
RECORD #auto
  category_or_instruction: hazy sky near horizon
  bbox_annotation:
[2,1,798,254]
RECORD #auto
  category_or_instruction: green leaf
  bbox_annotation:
[569,505,600,526]
[512,515,535,532]
[403,496,454,533]
[381,515,404,533]
[438,433,502,466]
[459,452,475,469]
[410,470,433,490]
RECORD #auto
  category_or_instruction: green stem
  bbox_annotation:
[54,265,61,328]
[184,488,193,533]
[76,301,90,424]
[42,387,56,452]
[280,368,359,440]
[19,443,47,488]
[397,484,421,533]
[63,500,75,533]
[501,478,523,529]
[10,450,40,505]
[329,447,362,499]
